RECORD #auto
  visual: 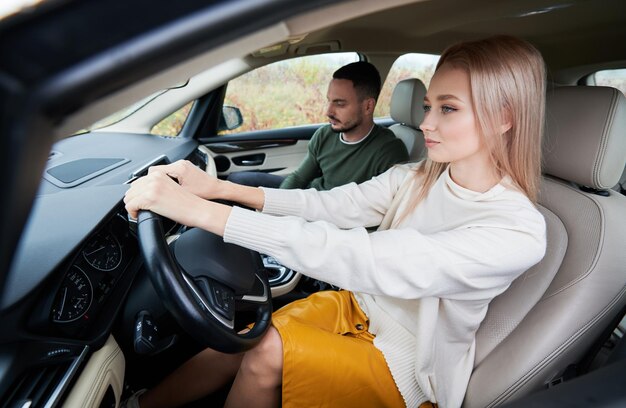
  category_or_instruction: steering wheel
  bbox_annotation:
[137,210,272,353]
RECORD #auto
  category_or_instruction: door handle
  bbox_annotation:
[232,153,265,166]
[240,159,263,166]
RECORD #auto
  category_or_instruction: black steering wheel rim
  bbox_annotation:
[137,210,272,353]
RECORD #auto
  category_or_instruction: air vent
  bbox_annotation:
[2,361,71,408]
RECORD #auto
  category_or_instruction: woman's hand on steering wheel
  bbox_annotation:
[148,159,222,200]
[124,169,228,233]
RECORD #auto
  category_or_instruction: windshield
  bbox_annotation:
[80,90,168,134]
[77,80,191,134]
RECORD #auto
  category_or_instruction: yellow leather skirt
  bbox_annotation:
[271,290,406,408]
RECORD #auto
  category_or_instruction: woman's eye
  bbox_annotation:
[423,105,431,112]
[441,105,457,114]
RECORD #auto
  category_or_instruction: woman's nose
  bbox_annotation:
[419,114,434,132]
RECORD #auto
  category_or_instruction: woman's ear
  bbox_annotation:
[499,122,512,134]
[499,109,513,134]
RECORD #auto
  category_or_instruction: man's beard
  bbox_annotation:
[329,114,362,134]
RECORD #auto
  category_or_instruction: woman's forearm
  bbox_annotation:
[216,180,265,211]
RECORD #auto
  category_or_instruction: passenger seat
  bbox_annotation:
[388,78,427,161]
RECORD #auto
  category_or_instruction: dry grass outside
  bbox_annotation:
[152,53,440,136]
[151,101,194,136]
[221,55,355,134]
[222,55,437,134]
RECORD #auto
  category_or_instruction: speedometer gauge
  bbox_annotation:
[82,230,122,271]
[51,266,93,323]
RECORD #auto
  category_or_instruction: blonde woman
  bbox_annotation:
[124,35,547,408]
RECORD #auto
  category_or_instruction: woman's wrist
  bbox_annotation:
[218,180,265,211]
[193,199,232,236]
[217,179,241,202]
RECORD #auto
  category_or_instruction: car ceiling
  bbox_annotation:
[255,0,626,84]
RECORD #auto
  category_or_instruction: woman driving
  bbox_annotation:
[123,35,547,408]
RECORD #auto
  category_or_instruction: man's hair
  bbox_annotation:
[332,61,382,101]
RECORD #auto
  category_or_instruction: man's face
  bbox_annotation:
[325,78,366,133]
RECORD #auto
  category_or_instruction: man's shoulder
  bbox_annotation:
[364,126,409,163]
[370,124,404,145]
[370,126,408,150]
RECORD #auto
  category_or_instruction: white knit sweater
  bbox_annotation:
[223,164,546,408]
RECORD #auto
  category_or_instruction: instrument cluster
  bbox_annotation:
[49,211,138,331]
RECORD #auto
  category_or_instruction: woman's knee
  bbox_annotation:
[239,326,283,386]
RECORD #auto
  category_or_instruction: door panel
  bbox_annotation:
[201,124,320,178]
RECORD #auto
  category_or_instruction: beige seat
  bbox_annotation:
[613,166,625,194]
[388,78,427,160]
[463,86,626,407]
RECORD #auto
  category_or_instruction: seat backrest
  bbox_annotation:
[388,78,427,160]
[464,86,626,407]
[613,166,625,194]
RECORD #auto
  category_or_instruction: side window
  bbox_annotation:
[220,52,359,134]
[375,53,439,118]
[151,101,195,136]
[588,68,626,96]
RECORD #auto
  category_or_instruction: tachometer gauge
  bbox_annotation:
[82,230,122,271]
[51,266,93,323]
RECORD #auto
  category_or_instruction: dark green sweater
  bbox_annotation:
[280,124,409,190]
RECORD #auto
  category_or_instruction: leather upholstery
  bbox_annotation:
[464,86,626,407]
[388,78,427,160]
[544,86,626,189]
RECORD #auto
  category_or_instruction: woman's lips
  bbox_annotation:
[424,138,440,148]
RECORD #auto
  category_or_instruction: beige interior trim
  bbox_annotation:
[197,145,218,177]
[271,271,302,297]
[62,335,125,408]
[285,0,425,36]
[215,139,309,177]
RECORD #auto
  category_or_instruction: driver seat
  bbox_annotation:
[463,85,626,407]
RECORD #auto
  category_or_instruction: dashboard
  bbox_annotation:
[0,133,200,407]
[0,204,143,408]
[0,132,302,407]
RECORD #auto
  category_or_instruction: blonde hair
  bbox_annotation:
[408,35,546,208]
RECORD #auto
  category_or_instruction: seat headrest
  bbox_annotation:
[544,86,626,189]
[390,78,427,128]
